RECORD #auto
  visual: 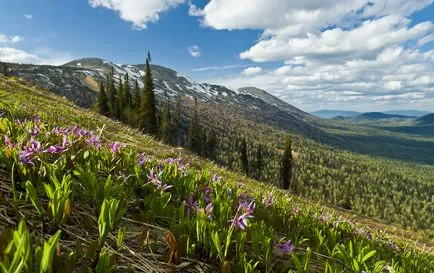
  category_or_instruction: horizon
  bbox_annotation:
[1,0,434,112]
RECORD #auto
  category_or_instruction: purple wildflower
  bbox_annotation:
[229,213,251,230]
[0,110,4,117]
[18,151,35,166]
[85,135,102,148]
[108,142,125,154]
[229,201,255,230]
[4,135,15,148]
[274,240,294,256]
[237,182,244,188]
[136,153,146,166]
[292,207,300,215]
[25,137,41,153]
[184,195,199,215]
[212,175,222,183]
[204,202,213,221]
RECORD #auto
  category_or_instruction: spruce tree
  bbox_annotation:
[2,63,7,76]
[188,98,201,153]
[107,69,117,118]
[280,135,293,190]
[254,144,264,180]
[117,77,124,121]
[240,137,249,175]
[140,52,158,135]
[123,73,131,107]
[160,91,172,143]
[173,95,182,146]
[132,80,141,112]
[98,82,110,116]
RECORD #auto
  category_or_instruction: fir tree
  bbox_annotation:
[280,135,293,190]
[160,91,172,143]
[188,98,201,153]
[240,137,249,175]
[140,52,158,135]
[206,128,217,160]
[123,73,131,107]
[2,63,7,76]
[98,82,110,116]
[107,69,117,118]
[117,76,124,121]
[172,95,182,146]
[253,144,264,180]
[132,79,141,111]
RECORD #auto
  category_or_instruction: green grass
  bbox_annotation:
[0,76,433,272]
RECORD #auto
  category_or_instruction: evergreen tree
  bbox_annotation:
[2,63,7,76]
[132,79,141,111]
[123,73,131,107]
[206,128,217,160]
[240,137,249,175]
[140,52,158,135]
[160,91,172,143]
[280,135,293,190]
[188,98,201,153]
[117,77,124,121]
[107,69,117,118]
[98,82,110,116]
[172,95,182,146]
[253,144,264,180]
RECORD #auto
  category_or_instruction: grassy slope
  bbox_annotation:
[0,76,433,272]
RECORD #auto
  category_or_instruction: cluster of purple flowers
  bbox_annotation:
[230,200,256,230]
[273,240,294,256]
[147,168,172,192]
[108,142,125,154]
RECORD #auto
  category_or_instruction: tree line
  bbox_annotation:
[97,52,293,190]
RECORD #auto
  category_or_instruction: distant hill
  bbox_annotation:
[383,110,431,117]
[358,112,411,120]
[311,110,361,119]
[417,113,434,125]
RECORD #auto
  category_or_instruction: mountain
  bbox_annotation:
[357,112,411,119]
[238,86,309,119]
[417,113,434,125]
[6,58,336,144]
[383,110,431,117]
[311,110,361,119]
[4,58,434,164]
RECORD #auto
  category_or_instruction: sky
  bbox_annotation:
[1,0,434,112]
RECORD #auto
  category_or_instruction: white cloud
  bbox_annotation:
[192,64,244,72]
[209,46,434,111]
[242,66,262,76]
[0,47,73,66]
[188,45,201,57]
[195,0,434,111]
[88,0,186,29]
[0,33,23,44]
[24,14,33,20]
[240,15,432,62]
[418,33,434,46]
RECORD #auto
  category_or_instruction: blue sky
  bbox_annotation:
[1,0,434,112]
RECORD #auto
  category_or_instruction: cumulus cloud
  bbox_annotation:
[24,14,33,20]
[0,33,23,44]
[242,66,262,76]
[88,0,186,29]
[210,47,434,111]
[193,64,244,72]
[240,16,432,62]
[195,0,434,110]
[0,47,73,66]
[188,45,201,57]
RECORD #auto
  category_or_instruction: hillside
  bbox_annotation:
[311,110,361,119]
[417,113,434,125]
[5,59,434,165]
[1,75,433,272]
